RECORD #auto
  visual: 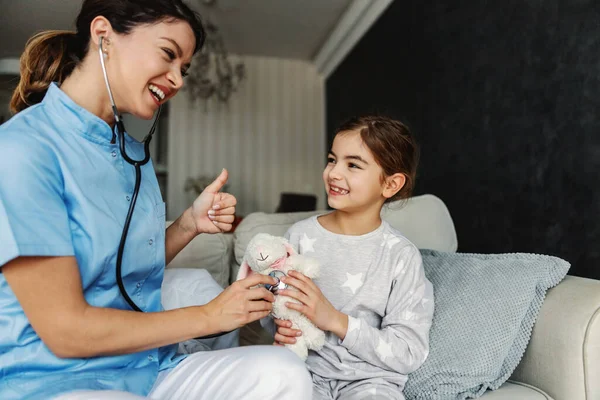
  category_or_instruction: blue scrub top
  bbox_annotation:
[0,83,183,399]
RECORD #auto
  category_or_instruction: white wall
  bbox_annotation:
[167,55,325,220]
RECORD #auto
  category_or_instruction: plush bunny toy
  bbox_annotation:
[236,233,325,360]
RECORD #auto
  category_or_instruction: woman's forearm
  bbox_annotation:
[3,256,222,360]
[4,256,270,360]
[165,207,197,265]
[58,304,214,358]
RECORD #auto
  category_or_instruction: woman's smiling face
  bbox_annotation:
[106,19,195,119]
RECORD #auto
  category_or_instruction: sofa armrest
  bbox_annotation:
[166,221,233,288]
[510,275,600,400]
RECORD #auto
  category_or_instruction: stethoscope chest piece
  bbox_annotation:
[265,270,288,294]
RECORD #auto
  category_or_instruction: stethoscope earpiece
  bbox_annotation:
[99,36,109,58]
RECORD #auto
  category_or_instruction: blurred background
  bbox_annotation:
[0,0,386,219]
[1,0,599,280]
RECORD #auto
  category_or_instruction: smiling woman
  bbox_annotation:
[0,1,313,399]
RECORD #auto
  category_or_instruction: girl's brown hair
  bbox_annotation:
[335,115,420,203]
[10,0,205,114]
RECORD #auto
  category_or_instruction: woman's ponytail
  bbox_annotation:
[10,0,205,114]
[10,30,84,114]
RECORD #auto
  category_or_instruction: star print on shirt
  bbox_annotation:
[401,308,419,321]
[394,259,406,276]
[415,297,433,314]
[375,337,394,361]
[342,272,364,294]
[413,283,426,298]
[339,316,360,346]
[347,316,360,333]
[381,233,401,249]
[299,233,316,253]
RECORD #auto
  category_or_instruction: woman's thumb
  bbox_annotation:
[204,168,228,192]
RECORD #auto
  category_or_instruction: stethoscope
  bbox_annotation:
[99,36,226,339]
[264,270,288,294]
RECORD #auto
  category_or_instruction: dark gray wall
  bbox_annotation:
[326,0,600,280]
[0,75,18,125]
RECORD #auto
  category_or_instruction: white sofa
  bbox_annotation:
[167,194,600,400]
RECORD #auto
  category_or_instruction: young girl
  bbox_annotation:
[270,116,435,399]
[0,1,311,399]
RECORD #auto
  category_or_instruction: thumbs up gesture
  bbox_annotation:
[189,169,237,234]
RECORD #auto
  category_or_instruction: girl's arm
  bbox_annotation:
[334,250,434,374]
[277,270,348,338]
[3,255,275,358]
[279,248,434,374]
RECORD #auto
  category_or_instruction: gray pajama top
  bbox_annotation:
[272,215,435,390]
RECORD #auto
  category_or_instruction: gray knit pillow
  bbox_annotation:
[405,250,570,400]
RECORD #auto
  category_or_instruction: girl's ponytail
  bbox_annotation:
[10,30,84,114]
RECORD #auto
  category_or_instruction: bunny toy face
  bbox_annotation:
[245,234,289,272]
[236,233,297,280]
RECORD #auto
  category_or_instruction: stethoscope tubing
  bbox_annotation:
[98,36,228,339]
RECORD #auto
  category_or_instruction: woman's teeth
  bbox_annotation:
[331,186,349,195]
[148,84,165,101]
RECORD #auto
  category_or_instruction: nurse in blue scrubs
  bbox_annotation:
[0,1,312,399]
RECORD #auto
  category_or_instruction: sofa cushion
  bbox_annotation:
[404,250,570,400]
[165,222,233,288]
[380,194,457,252]
[232,194,457,282]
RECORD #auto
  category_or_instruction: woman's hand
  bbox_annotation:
[187,169,237,235]
[201,274,278,334]
[165,169,236,265]
[278,270,349,339]
[273,318,302,346]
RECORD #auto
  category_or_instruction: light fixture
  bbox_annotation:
[185,0,245,104]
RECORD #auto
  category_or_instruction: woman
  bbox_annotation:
[0,1,312,399]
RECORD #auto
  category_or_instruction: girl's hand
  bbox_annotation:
[202,274,277,333]
[273,318,302,346]
[279,270,349,339]
[189,169,237,234]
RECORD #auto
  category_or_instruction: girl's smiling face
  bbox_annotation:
[323,129,389,213]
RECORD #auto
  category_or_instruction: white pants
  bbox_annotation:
[54,269,313,400]
[55,346,313,400]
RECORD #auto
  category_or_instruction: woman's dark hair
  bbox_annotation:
[10,0,205,113]
[335,115,420,203]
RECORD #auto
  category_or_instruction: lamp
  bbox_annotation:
[186,0,245,104]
